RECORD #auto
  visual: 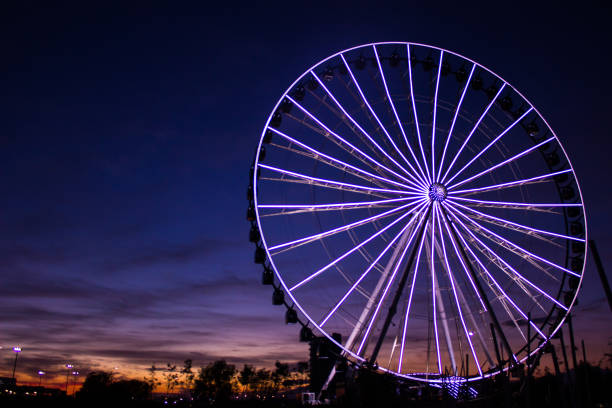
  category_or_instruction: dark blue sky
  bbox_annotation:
[0,2,610,384]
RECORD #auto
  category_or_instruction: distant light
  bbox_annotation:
[13,347,21,352]
[72,371,79,375]
[66,364,73,368]
[468,331,474,336]
[38,371,45,376]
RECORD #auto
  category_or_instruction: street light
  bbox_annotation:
[38,370,45,386]
[65,364,73,394]
[12,347,21,379]
[71,371,79,395]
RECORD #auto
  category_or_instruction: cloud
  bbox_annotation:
[101,238,237,273]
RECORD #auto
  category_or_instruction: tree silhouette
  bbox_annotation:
[193,360,236,404]
[164,363,179,395]
[182,359,195,394]
[254,368,271,395]
[77,371,151,403]
[272,361,289,392]
[238,364,255,394]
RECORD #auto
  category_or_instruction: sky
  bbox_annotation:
[0,1,611,388]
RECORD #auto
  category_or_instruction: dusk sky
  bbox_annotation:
[1,2,610,386]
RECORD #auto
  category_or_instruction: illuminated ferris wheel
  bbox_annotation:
[246,42,587,383]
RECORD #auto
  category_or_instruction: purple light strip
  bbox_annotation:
[269,197,425,252]
[444,203,568,310]
[320,211,421,327]
[259,196,419,210]
[397,215,428,373]
[371,46,430,186]
[431,50,443,182]
[447,198,585,243]
[440,83,506,185]
[445,210,547,339]
[447,201,582,277]
[451,169,573,196]
[308,71,428,190]
[430,202,442,374]
[258,163,413,196]
[444,107,534,186]
[356,206,430,355]
[285,95,422,189]
[448,196,583,209]
[406,44,432,183]
[437,64,476,182]
[339,54,430,189]
[434,205,482,376]
[290,200,429,292]
[267,127,421,192]
[448,136,555,190]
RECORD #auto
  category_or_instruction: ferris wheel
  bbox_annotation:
[246,42,587,383]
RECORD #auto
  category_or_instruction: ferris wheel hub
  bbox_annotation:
[428,183,448,202]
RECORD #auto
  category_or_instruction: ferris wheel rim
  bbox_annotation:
[250,41,588,383]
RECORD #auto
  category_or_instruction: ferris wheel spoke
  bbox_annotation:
[448,218,548,339]
[285,95,424,189]
[258,197,421,217]
[289,200,429,292]
[448,136,556,191]
[406,44,432,182]
[258,163,416,197]
[448,196,582,210]
[444,107,534,186]
[309,73,428,191]
[437,64,476,182]
[371,46,431,185]
[443,203,568,311]
[267,127,421,192]
[447,199,585,243]
[434,205,482,376]
[397,212,429,372]
[451,169,573,196]
[320,209,424,327]
[357,206,432,357]
[430,50,443,182]
[446,201,581,278]
[446,200,561,214]
[440,83,506,185]
[268,198,426,254]
[260,177,399,200]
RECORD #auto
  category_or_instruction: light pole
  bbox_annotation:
[65,364,73,394]
[71,371,79,395]
[11,347,21,380]
[38,370,45,386]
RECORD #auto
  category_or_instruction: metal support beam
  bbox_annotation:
[588,240,612,313]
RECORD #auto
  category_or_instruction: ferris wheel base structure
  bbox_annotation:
[247,42,587,385]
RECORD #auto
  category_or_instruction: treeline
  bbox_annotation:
[77,359,309,405]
